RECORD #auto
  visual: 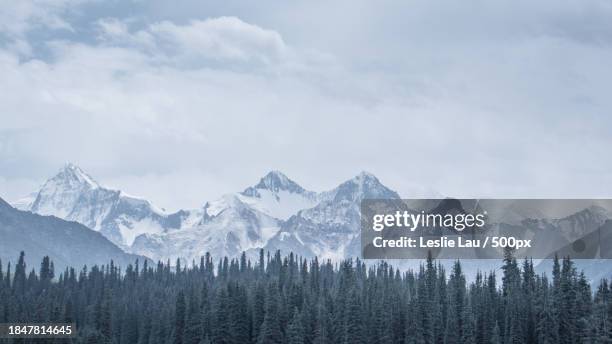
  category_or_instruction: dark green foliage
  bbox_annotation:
[175,291,186,344]
[287,308,305,344]
[0,250,607,344]
[257,283,283,344]
[13,251,27,295]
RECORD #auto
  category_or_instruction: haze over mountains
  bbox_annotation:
[4,163,612,282]
[0,196,148,272]
[12,164,400,263]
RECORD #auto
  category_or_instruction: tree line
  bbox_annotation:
[0,249,611,343]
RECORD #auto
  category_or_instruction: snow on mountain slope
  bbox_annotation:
[131,194,280,262]
[130,171,317,262]
[261,172,401,260]
[12,192,38,211]
[18,163,181,248]
[30,163,102,219]
[132,171,403,262]
[239,171,319,220]
[13,167,448,268]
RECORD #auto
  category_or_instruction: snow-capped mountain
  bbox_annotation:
[132,194,281,262]
[129,171,318,262]
[17,163,181,248]
[12,166,405,263]
[128,171,402,263]
[260,172,400,260]
[240,171,319,220]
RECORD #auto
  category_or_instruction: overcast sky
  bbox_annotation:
[1,0,612,211]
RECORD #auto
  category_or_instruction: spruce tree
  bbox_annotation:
[13,251,26,295]
[212,287,231,344]
[287,308,305,344]
[229,284,250,344]
[491,322,502,344]
[185,290,201,344]
[175,291,186,344]
[313,302,330,344]
[257,284,283,344]
[344,288,365,344]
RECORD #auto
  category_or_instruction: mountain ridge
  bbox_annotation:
[0,195,149,272]
[14,164,181,248]
[9,164,612,285]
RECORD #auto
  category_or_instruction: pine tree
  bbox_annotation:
[313,302,330,344]
[535,275,557,344]
[593,279,612,342]
[501,248,523,344]
[344,288,365,344]
[175,291,186,344]
[575,272,592,342]
[521,259,536,343]
[185,290,201,344]
[287,308,305,344]
[558,257,577,344]
[445,261,466,344]
[200,283,211,341]
[491,322,501,344]
[257,283,283,344]
[97,287,112,344]
[252,281,266,340]
[120,305,139,344]
[405,298,426,344]
[13,251,26,294]
[138,307,152,344]
[461,302,476,344]
[444,299,460,344]
[40,256,53,282]
[229,284,250,344]
[212,287,231,344]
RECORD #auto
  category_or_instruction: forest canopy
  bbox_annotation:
[0,250,610,344]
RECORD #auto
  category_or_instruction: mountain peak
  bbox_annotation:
[29,163,104,218]
[257,170,296,189]
[55,163,99,189]
[243,170,307,196]
[331,172,400,202]
[345,171,386,190]
[354,171,378,182]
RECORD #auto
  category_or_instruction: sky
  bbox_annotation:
[1,0,612,211]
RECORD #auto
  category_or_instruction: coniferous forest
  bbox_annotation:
[0,250,611,344]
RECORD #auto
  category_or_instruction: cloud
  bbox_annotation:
[0,0,77,38]
[97,18,130,38]
[95,17,288,68]
[2,2,612,209]
[0,175,39,203]
[150,17,287,63]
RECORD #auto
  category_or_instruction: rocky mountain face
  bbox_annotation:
[260,172,400,260]
[131,171,402,263]
[17,163,181,248]
[240,171,320,220]
[0,197,147,272]
[131,194,281,262]
[131,171,323,262]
